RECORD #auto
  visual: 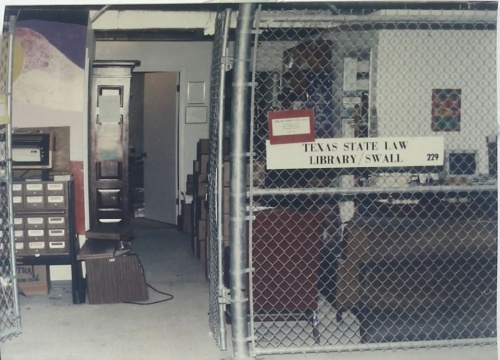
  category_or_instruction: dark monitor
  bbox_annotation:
[448,151,476,175]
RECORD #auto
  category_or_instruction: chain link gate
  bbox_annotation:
[0,16,21,343]
[208,9,232,351]
[247,6,497,356]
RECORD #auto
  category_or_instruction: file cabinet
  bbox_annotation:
[14,180,70,255]
[14,179,85,304]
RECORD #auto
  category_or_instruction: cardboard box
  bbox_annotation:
[197,139,210,156]
[186,174,194,196]
[198,138,230,158]
[193,160,200,174]
[222,161,265,188]
[253,160,266,188]
[223,187,230,214]
[222,161,248,187]
[182,202,192,233]
[223,161,230,187]
[198,220,207,241]
[17,265,50,296]
[199,154,209,175]
[197,198,207,220]
[222,216,249,247]
[196,175,208,199]
[192,233,199,257]
[198,240,207,262]
[223,214,230,247]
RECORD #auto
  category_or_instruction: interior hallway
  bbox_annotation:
[1,219,497,360]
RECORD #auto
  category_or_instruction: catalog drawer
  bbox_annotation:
[24,183,44,196]
[45,182,66,196]
[46,216,67,229]
[45,195,66,209]
[25,196,45,209]
[25,216,45,230]
[26,240,46,255]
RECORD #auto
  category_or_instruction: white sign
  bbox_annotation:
[266,137,444,170]
[272,116,311,136]
[343,58,358,91]
[342,97,361,108]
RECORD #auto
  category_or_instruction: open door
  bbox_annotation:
[143,72,179,224]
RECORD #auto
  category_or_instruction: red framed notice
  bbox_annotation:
[268,109,315,145]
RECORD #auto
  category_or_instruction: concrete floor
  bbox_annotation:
[1,220,498,360]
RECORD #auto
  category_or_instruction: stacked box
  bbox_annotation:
[190,160,200,255]
[190,138,234,264]
[191,139,210,261]
[220,160,266,247]
[191,139,263,270]
[17,265,50,296]
[181,202,192,234]
[185,174,194,196]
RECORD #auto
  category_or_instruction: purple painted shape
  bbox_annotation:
[17,20,87,69]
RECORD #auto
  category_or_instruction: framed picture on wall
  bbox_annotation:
[431,88,461,131]
[186,106,207,124]
[187,81,206,104]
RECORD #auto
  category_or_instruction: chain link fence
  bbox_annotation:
[247,7,497,355]
[0,18,21,342]
[207,9,231,351]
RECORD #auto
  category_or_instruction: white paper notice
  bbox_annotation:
[272,116,311,136]
[98,95,121,123]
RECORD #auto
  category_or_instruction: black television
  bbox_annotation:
[448,151,476,175]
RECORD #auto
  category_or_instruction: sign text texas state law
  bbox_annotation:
[266,137,444,170]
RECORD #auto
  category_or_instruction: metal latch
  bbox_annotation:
[219,286,231,305]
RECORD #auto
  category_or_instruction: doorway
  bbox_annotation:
[129,71,179,225]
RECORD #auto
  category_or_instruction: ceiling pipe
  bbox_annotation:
[90,4,110,23]
[259,8,496,26]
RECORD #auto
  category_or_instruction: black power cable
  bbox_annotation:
[122,251,174,306]
[123,283,174,306]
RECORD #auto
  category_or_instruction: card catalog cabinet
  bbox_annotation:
[13,181,71,256]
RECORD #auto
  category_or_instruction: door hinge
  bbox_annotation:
[176,84,180,92]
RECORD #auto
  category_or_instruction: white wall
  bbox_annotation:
[95,40,213,206]
[376,30,497,175]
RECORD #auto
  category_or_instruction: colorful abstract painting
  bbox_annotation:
[14,20,86,112]
[431,88,461,131]
[13,20,87,234]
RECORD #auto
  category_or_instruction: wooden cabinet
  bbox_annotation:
[89,61,139,227]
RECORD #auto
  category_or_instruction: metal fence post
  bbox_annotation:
[229,3,255,360]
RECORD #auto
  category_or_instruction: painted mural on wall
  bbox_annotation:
[12,19,88,236]
[14,20,86,111]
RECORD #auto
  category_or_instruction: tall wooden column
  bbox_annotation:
[89,61,139,227]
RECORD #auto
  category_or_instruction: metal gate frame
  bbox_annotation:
[0,15,21,343]
[207,8,232,351]
[245,5,497,357]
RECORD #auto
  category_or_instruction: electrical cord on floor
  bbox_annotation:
[122,250,175,306]
[123,283,174,306]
